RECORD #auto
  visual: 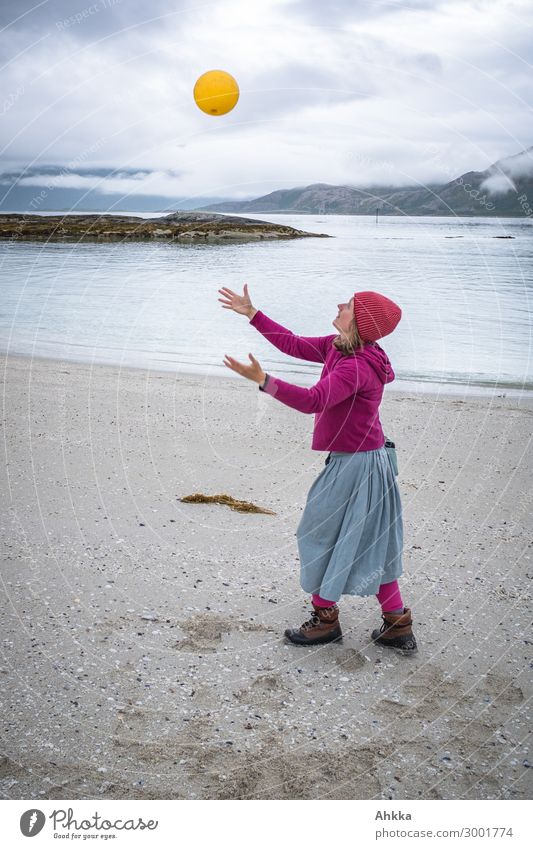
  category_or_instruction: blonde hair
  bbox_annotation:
[332,318,365,355]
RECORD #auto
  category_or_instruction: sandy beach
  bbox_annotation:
[0,352,531,800]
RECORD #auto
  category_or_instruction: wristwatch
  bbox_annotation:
[259,373,270,391]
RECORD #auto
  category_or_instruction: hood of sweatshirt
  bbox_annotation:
[359,341,395,385]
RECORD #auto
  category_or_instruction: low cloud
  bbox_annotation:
[500,148,533,179]
[480,146,533,195]
[480,173,516,195]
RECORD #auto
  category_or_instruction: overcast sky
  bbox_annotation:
[1,0,532,202]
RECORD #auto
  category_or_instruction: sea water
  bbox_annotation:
[0,213,531,393]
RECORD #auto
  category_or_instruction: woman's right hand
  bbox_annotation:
[218,283,256,318]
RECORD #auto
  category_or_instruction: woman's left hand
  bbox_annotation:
[223,352,266,384]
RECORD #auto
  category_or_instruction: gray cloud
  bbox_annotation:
[414,52,443,74]
[235,62,374,122]
[0,0,173,37]
[287,0,446,26]
[0,164,157,182]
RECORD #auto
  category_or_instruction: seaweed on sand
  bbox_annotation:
[180,493,276,515]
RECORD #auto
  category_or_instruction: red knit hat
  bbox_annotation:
[353,291,402,342]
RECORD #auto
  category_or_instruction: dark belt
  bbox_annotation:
[325,442,393,466]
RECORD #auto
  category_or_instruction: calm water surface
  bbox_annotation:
[0,214,531,392]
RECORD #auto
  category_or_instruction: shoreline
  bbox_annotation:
[1,351,531,800]
[1,210,530,221]
[2,348,531,400]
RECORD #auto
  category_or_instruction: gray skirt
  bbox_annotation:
[296,447,403,601]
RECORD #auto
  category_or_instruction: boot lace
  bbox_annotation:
[301,612,321,631]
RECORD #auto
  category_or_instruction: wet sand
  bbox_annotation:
[0,353,531,800]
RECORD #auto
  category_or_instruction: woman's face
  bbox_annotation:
[333,296,355,334]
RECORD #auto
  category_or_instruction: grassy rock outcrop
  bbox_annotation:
[0,211,330,242]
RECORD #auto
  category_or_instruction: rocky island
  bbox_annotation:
[0,211,330,243]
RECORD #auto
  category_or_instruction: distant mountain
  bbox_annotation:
[0,186,232,214]
[198,147,533,217]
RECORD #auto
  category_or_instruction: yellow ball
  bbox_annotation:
[193,69,239,116]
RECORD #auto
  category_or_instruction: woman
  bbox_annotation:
[219,283,417,654]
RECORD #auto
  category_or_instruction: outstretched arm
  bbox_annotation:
[260,359,370,414]
[249,310,334,363]
[218,284,332,363]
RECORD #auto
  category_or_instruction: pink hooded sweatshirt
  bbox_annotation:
[250,310,395,452]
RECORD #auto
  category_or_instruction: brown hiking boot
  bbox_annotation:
[284,604,342,646]
[371,607,417,653]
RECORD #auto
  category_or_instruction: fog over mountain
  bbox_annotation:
[2,147,531,217]
[198,147,533,217]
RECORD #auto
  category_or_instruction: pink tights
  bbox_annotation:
[312,579,404,613]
